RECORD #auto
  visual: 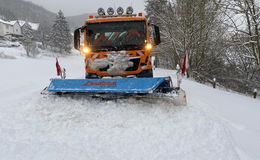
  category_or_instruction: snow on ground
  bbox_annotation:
[0,47,259,160]
[182,76,260,160]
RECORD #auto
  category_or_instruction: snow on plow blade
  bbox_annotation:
[43,77,187,105]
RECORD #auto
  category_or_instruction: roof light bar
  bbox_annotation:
[107,7,115,15]
[117,7,124,15]
[126,6,133,14]
[97,8,105,16]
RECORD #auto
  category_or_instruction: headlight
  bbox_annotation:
[145,43,153,50]
[82,47,90,54]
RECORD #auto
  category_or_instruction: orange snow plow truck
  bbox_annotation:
[74,7,161,78]
[43,7,186,105]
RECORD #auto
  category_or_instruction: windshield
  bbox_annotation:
[86,21,146,51]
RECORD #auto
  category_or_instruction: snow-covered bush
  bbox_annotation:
[0,51,16,59]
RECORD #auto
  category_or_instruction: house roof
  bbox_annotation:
[0,19,40,31]
[17,20,40,31]
[0,19,17,26]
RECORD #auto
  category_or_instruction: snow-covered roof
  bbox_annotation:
[0,19,17,26]
[0,19,40,30]
[17,20,26,26]
[17,20,40,31]
[29,22,40,31]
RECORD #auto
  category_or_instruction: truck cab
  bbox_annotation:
[74,7,160,78]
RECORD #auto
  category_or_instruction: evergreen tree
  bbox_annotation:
[22,23,34,40]
[50,10,72,54]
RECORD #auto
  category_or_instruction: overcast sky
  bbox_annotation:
[26,0,146,16]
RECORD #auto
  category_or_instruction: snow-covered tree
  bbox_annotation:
[145,0,260,94]
[22,23,39,57]
[220,0,260,93]
[50,10,72,54]
[22,23,34,40]
[145,0,226,78]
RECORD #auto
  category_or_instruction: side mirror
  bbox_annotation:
[74,28,81,50]
[153,25,161,45]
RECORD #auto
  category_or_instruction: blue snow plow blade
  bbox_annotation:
[47,77,171,94]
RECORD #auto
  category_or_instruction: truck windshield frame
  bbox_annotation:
[86,20,146,52]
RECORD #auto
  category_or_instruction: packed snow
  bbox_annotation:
[0,46,259,160]
[89,51,134,75]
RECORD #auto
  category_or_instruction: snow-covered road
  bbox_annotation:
[0,48,259,160]
[182,76,260,160]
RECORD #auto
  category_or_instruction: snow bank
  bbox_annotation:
[0,46,27,58]
[0,51,16,59]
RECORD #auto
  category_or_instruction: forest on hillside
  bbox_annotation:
[146,0,260,94]
[0,0,55,27]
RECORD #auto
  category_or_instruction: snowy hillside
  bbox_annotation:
[0,47,260,160]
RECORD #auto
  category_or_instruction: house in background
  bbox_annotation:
[0,19,40,40]
[0,19,22,40]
